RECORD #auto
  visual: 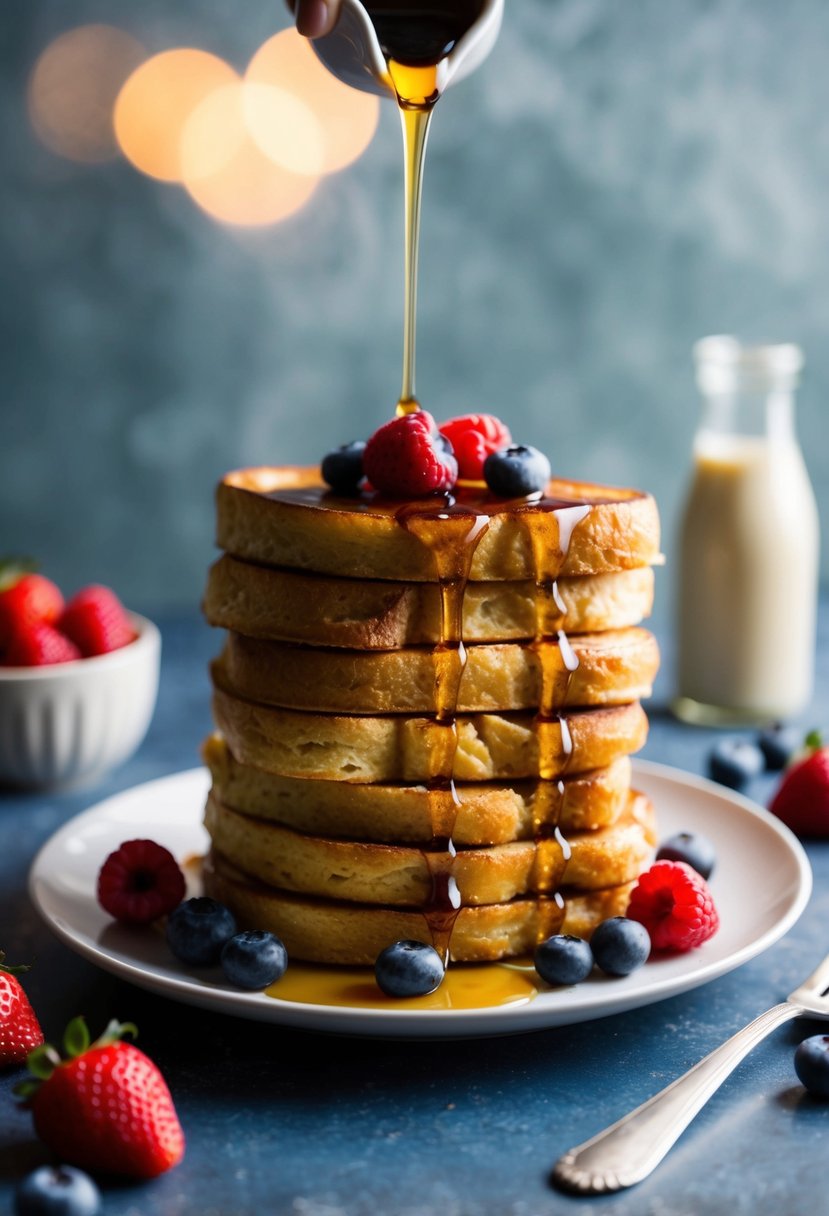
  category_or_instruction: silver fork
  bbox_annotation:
[553,951,829,1195]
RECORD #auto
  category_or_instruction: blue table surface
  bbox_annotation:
[1,605,828,1216]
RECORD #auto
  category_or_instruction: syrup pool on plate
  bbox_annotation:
[266,958,541,1011]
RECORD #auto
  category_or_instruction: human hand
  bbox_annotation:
[286,0,343,38]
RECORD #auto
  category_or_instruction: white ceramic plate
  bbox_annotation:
[29,761,811,1038]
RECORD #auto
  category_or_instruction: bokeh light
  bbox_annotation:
[114,49,237,182]
[181,83,319,227]
[242,82,325,176]
[28,25,146,163]
[246,30,380,174]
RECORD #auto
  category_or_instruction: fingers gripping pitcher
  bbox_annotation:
[675,337,819,725]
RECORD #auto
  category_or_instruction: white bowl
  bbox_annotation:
[0,613,161,789]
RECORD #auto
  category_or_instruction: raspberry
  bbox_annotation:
[626,860,719,952]
[438,413,512,481]
[363,411,457,498]
[97,839,186,925]
[59,585,135,657]
[2,623,81,667]
[0,573,64,648]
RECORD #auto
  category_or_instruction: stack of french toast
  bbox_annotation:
[201,465,662,965]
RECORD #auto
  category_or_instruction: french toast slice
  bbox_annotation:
[215,628,660,714]
[203,735,632,843]
[211,686,649,782]
[203,850,639,963]
[204,556,655,647]
[203,790,655,906]
[216,468,661,581]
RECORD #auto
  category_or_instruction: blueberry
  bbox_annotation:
[590,917,651,977]
[221,930,288,990]
[757,724,800,772]
[656,831,717,880]
[322,441,366,494]
[433,432,454,459]
[483,445,551,497]
[166,897,237,966]
[534,935,594,986]
[794,1034,829,1098]
[375,940,445,998]
[708,738,764,791]
[15,1166,101,1216]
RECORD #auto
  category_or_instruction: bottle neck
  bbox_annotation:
[698,387,796,443]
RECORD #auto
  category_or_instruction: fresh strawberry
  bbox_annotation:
[438,413,512,481]
[59,586,135,658]
[17,1018,185,1179]
[769,731,829,837]
[363,411,457,498]
[0,953,44,1068]
[98,839,186,925]
[2,623,81,667]
[0,571,64,650]
[627,860,719,951]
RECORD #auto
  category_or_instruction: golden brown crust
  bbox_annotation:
[203,791,655,905]
[216,628,660,714]
[203,556,655,647]
[211,685,649,783]
[216,468,662,582]
[203,735,633,843]
[203,850,637,963]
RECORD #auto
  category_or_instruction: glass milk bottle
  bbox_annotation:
[674,336,819,725]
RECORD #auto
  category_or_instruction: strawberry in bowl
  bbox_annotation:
[0,563,159,788]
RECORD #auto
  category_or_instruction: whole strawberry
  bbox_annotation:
[59,586,135,658]
[0,564,64,650]
[17,1017,184,1179]
[769,731,829,838]
[0,953,44,1068]
[3,622,81,667]
[363,411,457,498]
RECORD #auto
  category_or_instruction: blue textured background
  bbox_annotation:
[2,0,828,625]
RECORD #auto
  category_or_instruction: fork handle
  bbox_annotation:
[553,1001,799,1195]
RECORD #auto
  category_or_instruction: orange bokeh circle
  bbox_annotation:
[114,48,237,182]
[246,29,380,175]
[181,82,320,227]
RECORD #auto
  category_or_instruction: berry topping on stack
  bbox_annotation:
[322,409,552,501]
[322,441,366,494]
[483,444,551,497]
[363,411,457,498]
[438,413,511,481]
